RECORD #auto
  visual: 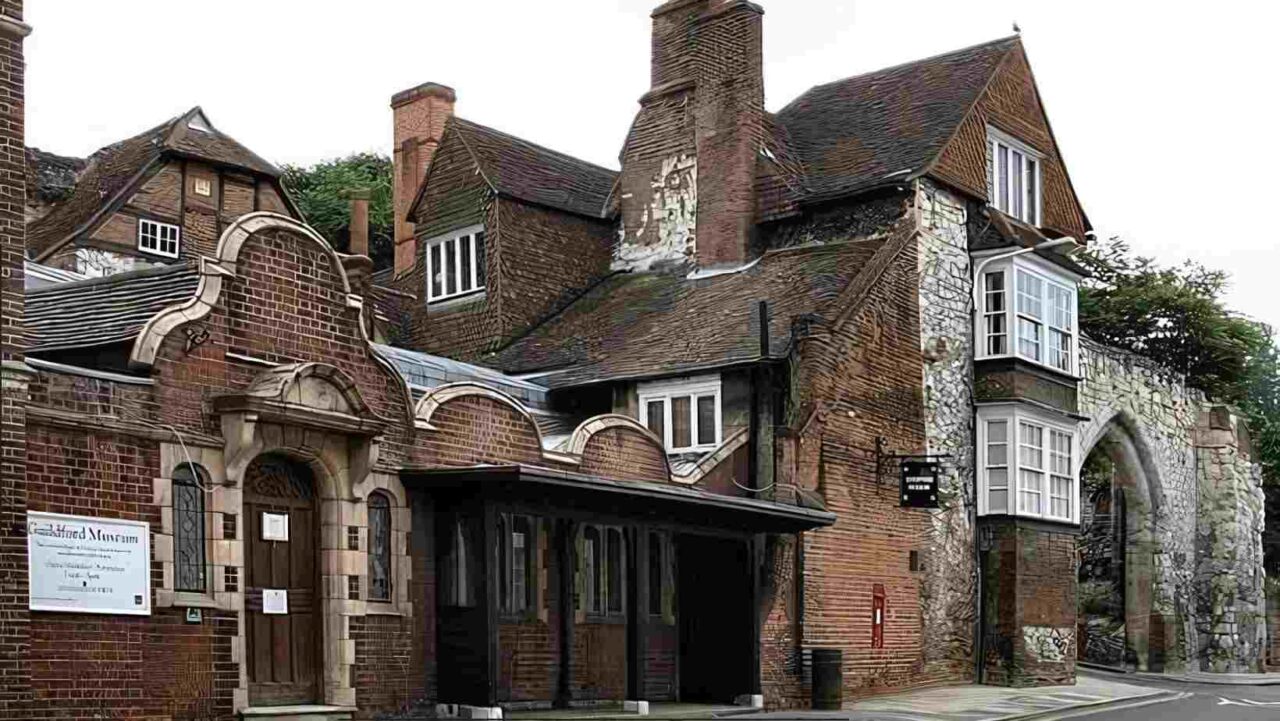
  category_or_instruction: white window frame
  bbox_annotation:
[637,374,722,453]
[977,404,1078,524]
[975,252,1080,377]
[987,126,1042,226]
[425,224,486,303]
[137,218,181,259]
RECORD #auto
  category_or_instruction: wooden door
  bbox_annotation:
[245,456,319,705]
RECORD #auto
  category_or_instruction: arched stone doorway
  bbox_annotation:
[1077,418,1161,671]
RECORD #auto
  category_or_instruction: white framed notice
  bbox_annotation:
[27,511,151,615]
[261,512,289,542]
[263,589,288,615]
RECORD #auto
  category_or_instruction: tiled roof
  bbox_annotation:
[448,117,618,219]
[28,108,281,259]
[24,263,200,354]
[777,36,1018,203]
[490,238,886,387]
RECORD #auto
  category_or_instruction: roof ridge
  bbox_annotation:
[451,116,619,176]
[779,34,1019,115]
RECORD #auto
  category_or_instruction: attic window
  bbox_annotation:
[425,225,486,303]
[987,128,1041,226]
[138,218,180,258]
[638,375,721,453]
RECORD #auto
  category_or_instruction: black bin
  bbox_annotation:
[810,648,843,710]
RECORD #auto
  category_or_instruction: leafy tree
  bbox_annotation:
[281,153,395,271]
[1075,237,1280,568]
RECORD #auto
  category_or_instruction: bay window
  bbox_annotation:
[988,128,1041,226]
[638,375,721,452]
[978,406,1078,523]
[425,225,486,303]
[976,255,1079,375]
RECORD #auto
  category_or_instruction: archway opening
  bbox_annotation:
[1077,421,1160,671]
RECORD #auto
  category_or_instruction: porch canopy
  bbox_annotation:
[399,463,836,533]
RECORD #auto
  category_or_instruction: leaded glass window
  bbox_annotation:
[173,463,206,592]
[368,493,392,602]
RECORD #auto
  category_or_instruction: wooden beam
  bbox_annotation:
[482,501,499,707]
[555,519,575,708]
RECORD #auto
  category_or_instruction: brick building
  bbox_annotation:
[0,1,1266,720]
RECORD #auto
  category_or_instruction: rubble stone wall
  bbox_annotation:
[1078,339,1266,671]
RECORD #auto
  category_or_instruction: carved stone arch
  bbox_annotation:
[1078,411,1166,672]
[242,362,376,419]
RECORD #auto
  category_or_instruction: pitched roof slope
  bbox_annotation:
[26,148,86,204]
[447,117,618,219]
[28,107,282,258]
[490,239,885,387]
[777,36,1018,203]
[24,263,200,353]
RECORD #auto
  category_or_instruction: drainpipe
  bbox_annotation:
[969,235,1079,683]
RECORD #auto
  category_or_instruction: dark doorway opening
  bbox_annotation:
[676,534,751,703]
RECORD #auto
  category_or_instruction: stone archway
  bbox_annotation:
[1077,417,1163,671]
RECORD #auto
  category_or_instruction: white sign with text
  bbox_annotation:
[27,511,151,615]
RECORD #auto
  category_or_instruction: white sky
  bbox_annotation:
[26,1,1279,329]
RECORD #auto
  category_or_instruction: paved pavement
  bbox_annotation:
[750,672,1172,720]
[1063,668,1280,720]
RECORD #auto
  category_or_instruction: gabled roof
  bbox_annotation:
[24,263,200,354]
[28,107,286,260]
[411,117,618,220]
[489,238,887,388]
[777,36,1019,203]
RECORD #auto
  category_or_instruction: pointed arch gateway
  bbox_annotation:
[1077,414,1168,672]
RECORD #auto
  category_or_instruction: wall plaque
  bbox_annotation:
[263,589,288,615]
[27,511,151,615]
[261,512,289,542]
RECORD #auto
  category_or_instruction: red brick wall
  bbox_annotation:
[353,614,423,715]
[0,2,29,714]
[571,623,626,701]
[416,395,544,468]
[981,519,1077,686]
[578,428,668,484]
[765,237,954,704]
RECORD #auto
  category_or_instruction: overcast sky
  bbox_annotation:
[26,1,1279,329]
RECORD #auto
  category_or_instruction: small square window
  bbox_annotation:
[193,178,212,197]
[138,218,181,258]
[425,226,486,303]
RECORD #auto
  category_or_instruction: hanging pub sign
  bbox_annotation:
[27,511,151,615]
[899,460,940,508]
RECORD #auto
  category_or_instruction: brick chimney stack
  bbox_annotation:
[346,188,371,257]
[616,0,765,272]
[391,82,456,278]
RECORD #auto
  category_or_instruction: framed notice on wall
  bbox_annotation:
[27,511,151,615]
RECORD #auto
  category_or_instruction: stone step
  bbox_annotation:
[240,705,355,721]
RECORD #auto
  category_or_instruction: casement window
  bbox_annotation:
[173,463,207,593]
[647,531,672,619]
[978,406,1077,523]
[138,218,181,258]
[988,128,1041,225]
[638,375,722,452]
[578,525,624,617]
[425,225,486,303]
[977,256,1079,375]
[498,513,536,616]
[367,493,393,602]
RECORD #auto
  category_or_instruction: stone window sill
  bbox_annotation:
[365,601,403,616]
